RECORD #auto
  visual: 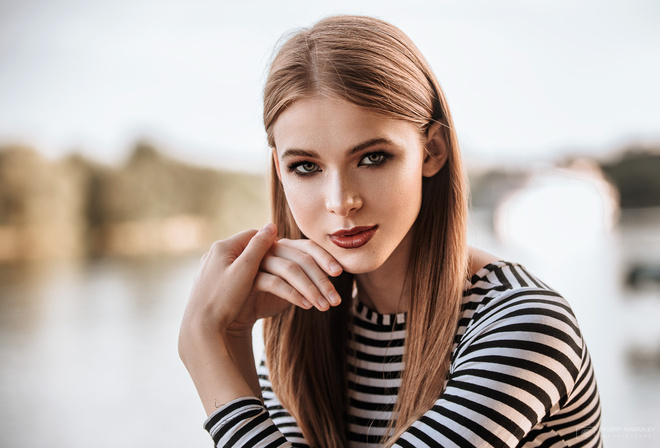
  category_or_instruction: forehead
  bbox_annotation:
[272,96,421,154]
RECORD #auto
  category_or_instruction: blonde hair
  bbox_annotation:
[262,15,468,447]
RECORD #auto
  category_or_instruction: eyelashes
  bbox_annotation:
[286,151,391,177]
[360,152,388,166]
[288,161,320,176]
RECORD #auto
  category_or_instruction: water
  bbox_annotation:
[469,205,660,447]
[0,215,658,447]
[0,255,210,447]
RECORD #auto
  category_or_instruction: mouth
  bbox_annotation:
[328,225,378,249]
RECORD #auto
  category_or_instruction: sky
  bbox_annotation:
[0,0,659,171]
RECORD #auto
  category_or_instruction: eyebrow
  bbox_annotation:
[280,137,395,159]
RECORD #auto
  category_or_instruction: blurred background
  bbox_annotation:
[1,0,659,446]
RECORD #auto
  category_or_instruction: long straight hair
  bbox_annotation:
[262,15,468,447]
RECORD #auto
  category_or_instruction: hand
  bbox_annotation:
[228,231,345,333]
[179,223,344,412]
[181,223,343,338]
[255,236,344,310]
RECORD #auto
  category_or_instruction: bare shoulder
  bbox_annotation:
[467,246,500,277]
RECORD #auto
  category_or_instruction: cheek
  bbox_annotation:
[383,166,424,209]
[393,181,423,224]
[282,183,319,227]
[382,175,424,236]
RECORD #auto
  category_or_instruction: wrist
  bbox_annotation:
[178,330,255,415]
[179,318,228,365]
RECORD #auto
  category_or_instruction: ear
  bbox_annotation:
[272,148,283,181]
[422,122,449,178]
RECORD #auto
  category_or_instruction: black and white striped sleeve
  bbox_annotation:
[202,358,307,448]
[392,289,585,447]
[203,397,292,448]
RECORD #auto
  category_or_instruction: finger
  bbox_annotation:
[265,244,340,309]
[230,223,278,278]
[277,239,343,277]
[262,244,341,307]
[253,272,313,310]
[260,256,332,311]
[208,229,259,267]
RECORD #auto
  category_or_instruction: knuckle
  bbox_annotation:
[299,253,314,266]
[317,276,333,290]
[264,275,280,290]
[252,231,270,245]
[210,240,226,253]
[283,260,302,276]
[303,279,320,296]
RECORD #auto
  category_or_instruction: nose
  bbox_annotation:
[325,172,363,216]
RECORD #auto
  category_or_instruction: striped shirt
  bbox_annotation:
[204,261,602,447]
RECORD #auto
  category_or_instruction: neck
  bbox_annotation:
[355,228,414,315]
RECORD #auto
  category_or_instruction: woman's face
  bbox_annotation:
[272,96,442,274]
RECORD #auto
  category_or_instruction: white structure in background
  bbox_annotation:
[493,159,619,256]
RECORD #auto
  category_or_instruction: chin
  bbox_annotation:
[329,250,388,275]
[341,265,374,275]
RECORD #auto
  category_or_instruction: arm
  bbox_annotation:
[179,327,255,415]
[178,225,277,415]
[193,272,596,447]
[201,290,587,448]
[391,290,587,447]
[202,360,308,448]
[178,223,341,445]
[226,331,262,400]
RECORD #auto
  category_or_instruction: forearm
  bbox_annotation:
[179,325,257,416]
[225,330,262,400]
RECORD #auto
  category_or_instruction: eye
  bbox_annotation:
[359,152,389,166]
[289,161,320,176]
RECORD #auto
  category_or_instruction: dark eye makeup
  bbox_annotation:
[286,151,392,177]
[359,151,390,166]
[288,161,320,176]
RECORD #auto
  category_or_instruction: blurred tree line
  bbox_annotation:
[598,146,660,209]
[0,141,658,262]
[0,142,268,261]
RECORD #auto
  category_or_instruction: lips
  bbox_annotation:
[329,225,378,249]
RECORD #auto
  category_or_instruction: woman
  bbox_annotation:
[179,15,602,447]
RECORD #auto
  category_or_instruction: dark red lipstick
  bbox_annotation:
[329,225,378,249]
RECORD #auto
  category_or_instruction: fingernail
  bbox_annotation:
[329,262,342,275]
[318,297,329,310]
[329,291,341,305]
[261,223,277,235]
[302,299,312,309]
